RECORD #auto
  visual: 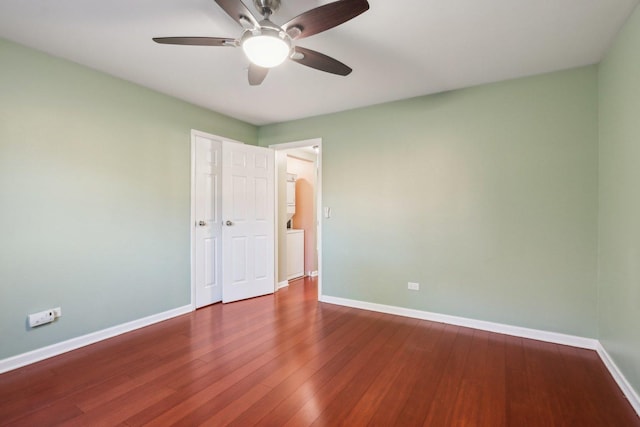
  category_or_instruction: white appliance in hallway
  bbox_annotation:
[285,172,304,280]
[287,229,305,280]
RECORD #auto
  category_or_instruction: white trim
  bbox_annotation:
[190,131,197,309]
[308,270,319,277]
[319,295,598,350]
[596,343,640,416]
[273,149,279,294]
[0,305,192,374]
[316,143,322,300]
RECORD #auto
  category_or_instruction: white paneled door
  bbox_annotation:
[222,141,275,303]
[193,134,222,308]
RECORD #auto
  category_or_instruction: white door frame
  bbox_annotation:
[269,138,323,300]
[190,129,245,309]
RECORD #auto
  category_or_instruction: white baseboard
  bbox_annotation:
[319,295,598,349]
[596,343,640,416]
[308,271,319,277]
[0,305,193,374]
[277,280,289,290]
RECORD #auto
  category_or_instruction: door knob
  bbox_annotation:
[226,220,233,226]
[198,220,206,227]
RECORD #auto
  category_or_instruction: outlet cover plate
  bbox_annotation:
[28,310,55,328]
[408,282,420,291]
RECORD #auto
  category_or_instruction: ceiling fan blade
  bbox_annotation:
[282,0,369,40]
[290,46,352,76]
[153,37,236,47]
[248,64,269,86]
[215,0,260,29]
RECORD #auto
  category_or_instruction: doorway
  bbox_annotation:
[270,139,322,299]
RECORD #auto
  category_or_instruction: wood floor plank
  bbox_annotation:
[340,320,424,426]
[123,338,305,424]
[73,374,141,412]
[282,313,401,427]
[448,330,507,427]
[418,325,475,426]
[366,321,447,425]
[124,293,352,425]
[503,335,535,427]
[523,339,576,425]
[0,277,638,427]
[309,315,420,426]
[197,383,273,427]
[59,381,175,426]
[145,314,334,426]
[224,308,385,426]
[253,312,389,426]
[394,323,469,426]
[4,400,84,427]
[0,365,57,402]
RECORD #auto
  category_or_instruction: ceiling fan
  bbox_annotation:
[153,0,370,85]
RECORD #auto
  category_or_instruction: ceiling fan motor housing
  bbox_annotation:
[254,0,281,17]
[241,25,291,48]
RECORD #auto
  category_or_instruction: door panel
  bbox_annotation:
[232,176,247,220]
[194,135,222,307]
[255,235,268,279]
[255,177,268,220]
[231,236,248,283]
[222,142,275,303]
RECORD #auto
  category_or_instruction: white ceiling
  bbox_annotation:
[0,0,638,125]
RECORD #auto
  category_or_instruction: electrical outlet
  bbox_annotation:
[408,282,420,291]
[28,307,62,328]
[28,310,54,328]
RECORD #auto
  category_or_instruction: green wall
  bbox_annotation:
[598,5,640,396]
[0,38,257,359]
[260,67,599,337]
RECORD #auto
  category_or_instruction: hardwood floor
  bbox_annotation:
[1,277,638,426]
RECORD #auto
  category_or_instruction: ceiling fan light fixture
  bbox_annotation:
[154,0,370,85]
[242,29,291,68]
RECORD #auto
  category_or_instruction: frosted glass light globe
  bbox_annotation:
[242,34,290,68]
